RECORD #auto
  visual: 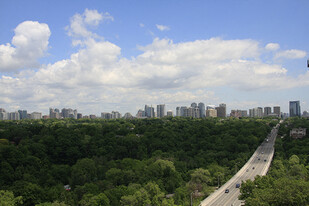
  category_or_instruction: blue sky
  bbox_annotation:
[0,0,308,116]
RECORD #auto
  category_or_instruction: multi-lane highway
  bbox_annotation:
[200,124,279,206]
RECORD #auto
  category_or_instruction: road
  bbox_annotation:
[199,124,279,206]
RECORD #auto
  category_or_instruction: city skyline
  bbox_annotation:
[0,1,309,115]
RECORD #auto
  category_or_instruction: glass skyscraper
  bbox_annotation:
[289,101,301,117]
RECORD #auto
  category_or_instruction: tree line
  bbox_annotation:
[0,117,273,205]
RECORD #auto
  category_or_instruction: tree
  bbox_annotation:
[0,190,23,206]
[71,158,97,187]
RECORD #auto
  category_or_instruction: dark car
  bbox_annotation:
[264,159,267,162]
[252,167,255,169]
[225,189,229,193]
[236,183,240,188]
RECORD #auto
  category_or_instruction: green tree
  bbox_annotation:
[71,158,97,186]
[0,190,23,206]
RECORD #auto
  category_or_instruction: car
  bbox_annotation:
[225,189,229,193]
[264,159,267,162]
[252,167,255,169]
[258,158,260,160]
[246,169,249,172]
[236,183,240,188]
[261,152,264,154]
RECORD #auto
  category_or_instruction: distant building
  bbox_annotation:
[89,114,96,119]
[230,110,241,118]
[206,109,217,117]
[264,107,271,117]
[50,108,60,119]
[61,108,77,119]
[290,128,306,139]
[273,106,281,117]
[123,112,133,119]
[18,110,28,119]
[191,102,198,108]
[216,103,226,118]
[112,111,122,119]
[167,110,173,117]
[8,112,20,120]
[30,112,42,119]
[289,101,301,117]
[180,106,187,117]
[176,107,180,117]
[136,109,145,118]
[198,102,206,118]
[249,107,263,118]
[303,111,309,118]
[0,111,7,120]
[101,112,112,119]
[77,113,83,119]
[157,104,165,118]
[145,105,155,118]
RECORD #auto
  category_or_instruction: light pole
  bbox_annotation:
[191,191,193,206]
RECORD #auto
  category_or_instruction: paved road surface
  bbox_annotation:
[200,124,279,206]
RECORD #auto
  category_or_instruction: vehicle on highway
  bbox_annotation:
[252,167,255,169]
[225,189,229,193]
[246,169,249,172]
[264,159,267,162]
[261,152,264,154]
[236,183,240,188]
[258,157,260,160]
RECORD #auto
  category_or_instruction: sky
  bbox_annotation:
[0,0,309,116]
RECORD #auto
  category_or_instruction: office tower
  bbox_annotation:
[167,110,173,117]
[157,104,165,118]
[176,107,180,116]
[289,101,301,117]
[198,102,206,118]
[206,109,217,117]
[264,107,271,117]
[193,107,200,118]
[145,105,155,118]
[230,110,241,118]
[101,112,112,119]
[249,107,263,117]
[50,108,60,119]
[89,115,96,119]
[191,102,197,108]
[216,103,226,118]
[0,111,7,120]
[206,105,215,110]
[241,110,248,117]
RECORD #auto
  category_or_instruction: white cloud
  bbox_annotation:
[0,21,50,72]
[67,9,113,39]
[1,9,309,115]
[275,49,307,59]
[265,43,280,51]
[156,24,170,31]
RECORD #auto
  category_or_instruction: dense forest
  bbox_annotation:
[240,117,309,205]
[0,117,274,205]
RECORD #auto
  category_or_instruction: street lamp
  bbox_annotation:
[191,191,194,206]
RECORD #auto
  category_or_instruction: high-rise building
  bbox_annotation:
[249,107,263,118]
[198,102,206,118]
[136,109,145,118]
[176,107,180,117]
[180,106,187,117]
[0,111,7,120]
[123,112,133,119]
[18,110,28,119]
[273,106,280,117]
[191,102,198,108]
[216,103,226,118]
[264,107,271,117]
[289,101,301,117]
[112,111,122,119]
[101,112,112,119]
[145,105,155,118]
[31,112,42,119]
[8,112,20,120]
[77,113,83,119]
[157,104,165,118]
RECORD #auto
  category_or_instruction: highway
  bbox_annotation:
[200,124,279,206]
